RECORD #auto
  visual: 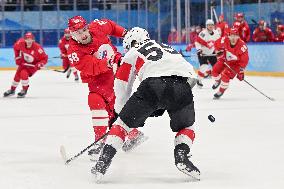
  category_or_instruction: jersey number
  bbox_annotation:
[68,52,79,64]
[137,42,179,61]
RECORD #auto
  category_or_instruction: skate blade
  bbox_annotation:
[122,135,149,152]
[176,163,201,181]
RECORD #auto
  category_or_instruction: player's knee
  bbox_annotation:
[20,70,29,80]
[88,93,107,110]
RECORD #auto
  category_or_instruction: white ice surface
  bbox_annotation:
[0,70,284,189]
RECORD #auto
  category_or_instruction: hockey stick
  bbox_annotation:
[60,131,109,165]
[223,62,275,101]
[179,50,217,58]
[251,19,258,25]
[23,63,70,73]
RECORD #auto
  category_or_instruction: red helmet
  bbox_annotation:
[24,32,35,40]
[233,21,241,29]
[68,15,87,32]
[64,28,70,34]
[277,24,284,32]
[258,20,265,26]
[229,28,239,36]
[235,13,244,20]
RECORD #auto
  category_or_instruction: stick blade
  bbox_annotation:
[60,145,68,164]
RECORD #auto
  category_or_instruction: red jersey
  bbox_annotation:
[252,27,274,42]
[274,33,284,42]
[14,38,48,67]
[58,36,70,58]
[68,19,125,101]
[215,36,249,69]
[233,21,251,43]
[216,21,230,37]
[168,31,178,44]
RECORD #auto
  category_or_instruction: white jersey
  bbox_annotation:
[195,29,220,55]
[114,40,197,113]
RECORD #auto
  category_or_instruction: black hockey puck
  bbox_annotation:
[208,115,215,122]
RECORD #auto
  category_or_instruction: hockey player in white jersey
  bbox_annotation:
[195,19,220,87]
[91,27,200,182]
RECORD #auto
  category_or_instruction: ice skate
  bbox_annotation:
[212,81,221,90]
[122,130,148,152]
[88,141,105,162]
[213,91,224,99]
[74,75,79,81]
[17,90,27,98]
[91,144,116,183]
[196,80,203,88]
[3,89,15,97]
[174,144,200,180]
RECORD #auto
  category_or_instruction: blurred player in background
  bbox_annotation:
[274,24,284,42]
[3,32,48,98]
[58,28,79,81]
[211,28,249,99]
[185,25,202,52]
[92,27,200,182]
[195,19,220,87]
[216,14,230,37]
[233,13,250,43]
[252,20,274,42]
[67,16,147,159]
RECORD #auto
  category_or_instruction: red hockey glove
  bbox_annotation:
[186,44,193,52]
[112,52,123,67]
[237,68,244,81]
[36,62,45,69]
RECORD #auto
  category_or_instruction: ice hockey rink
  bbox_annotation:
[0,70,284,189]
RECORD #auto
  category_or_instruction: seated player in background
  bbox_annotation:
[233,13,250,43]
[252,20,274,42]
[67,16,147,160]
[216,14,230,37]
[211,28,249,99]
[92,27,200,182]
[3,32,48,98]
[58,28,79,81]
[274,24,284,42]
[195,19,220,88]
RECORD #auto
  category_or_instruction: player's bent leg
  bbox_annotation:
[88,93,110,160]
[197,64,210,88]
[17,69,29,98]
[174,127,200,180]
[213,70,231,99]
[91,119,130,183]
[3,69,21,97]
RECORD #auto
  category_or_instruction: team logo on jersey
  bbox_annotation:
[22,52,35,63]
[64,44,69,50]
[226,51,238,61]
[207,41,215,48]
[94,44,114,59]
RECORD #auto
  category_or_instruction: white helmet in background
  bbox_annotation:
[123,27,150,50]
[206,19,214,25]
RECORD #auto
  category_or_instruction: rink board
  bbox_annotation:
[0,43,284,76]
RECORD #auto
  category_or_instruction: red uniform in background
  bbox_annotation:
[3,32,48,98]
[67,16,145,154]
[216,14,230,37]
[252,20,274,42]
[168,27,178,44]
[233,13,251,43]
[58,28,79,80]
[274,24,284,42]
[211,28,249,99]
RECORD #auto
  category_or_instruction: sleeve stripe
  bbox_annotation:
[135,56,145,75]
[115,62,132,82]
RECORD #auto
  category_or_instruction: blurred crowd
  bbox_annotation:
[168,12,284,45]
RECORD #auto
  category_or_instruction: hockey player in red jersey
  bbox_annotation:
[216,14,230,37]
[195,19,220,87]
[3,32,48,98]
[252,20,274,42]
[211,28,249,99]
[67,16,147,158]
[58,28,79,81]
[92,27,200,182]
[274,24,284,42]
[233,13,250,43]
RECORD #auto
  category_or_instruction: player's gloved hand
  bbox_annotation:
[197,49,203,57]
[216,50,224,57]
[112,52,123,67]
[185,44,193,52]
[15,58,22,66]
[237,68,244,81]
[36,62,45,69]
